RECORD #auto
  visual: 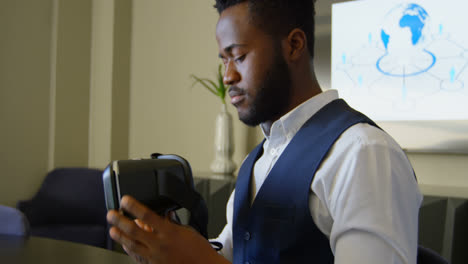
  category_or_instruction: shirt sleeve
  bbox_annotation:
[210,189,235,262]
[313,124,422,264]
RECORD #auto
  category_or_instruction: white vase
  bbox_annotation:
[210,104,236,175]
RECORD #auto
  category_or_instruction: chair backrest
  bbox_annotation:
[17,167,107,226]
[417,245,449,264]
[0,205,30,236]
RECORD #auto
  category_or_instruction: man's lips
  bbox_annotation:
[230,94,245,105]
[228,87,246,106]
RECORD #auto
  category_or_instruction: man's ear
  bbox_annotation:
[283,28,307,62]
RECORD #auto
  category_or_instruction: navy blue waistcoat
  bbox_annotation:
[232,99,377,264]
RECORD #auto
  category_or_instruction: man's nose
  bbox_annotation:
[223,61,240,86]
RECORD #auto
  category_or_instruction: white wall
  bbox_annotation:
[408,153,468,198]
[0,0,105,207]
[88,0,131,168]
[0,0,53,207]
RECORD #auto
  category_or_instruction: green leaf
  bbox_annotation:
[190,75,217,96]
[217,64,227,103]
[190,64,228,104]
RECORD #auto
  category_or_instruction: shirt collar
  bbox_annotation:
[260,90,339,144]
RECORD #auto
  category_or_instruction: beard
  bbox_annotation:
[238,47,292,126]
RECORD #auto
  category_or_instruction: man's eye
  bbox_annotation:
[235,55,246,63]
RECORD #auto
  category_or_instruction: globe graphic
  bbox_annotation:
[376,3,436,77]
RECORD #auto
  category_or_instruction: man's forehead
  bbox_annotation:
[215,3,257,51]
[217,1,250,23]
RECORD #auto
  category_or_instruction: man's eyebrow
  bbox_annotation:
[218,44,247,58]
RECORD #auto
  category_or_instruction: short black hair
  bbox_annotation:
[214,0,316,58]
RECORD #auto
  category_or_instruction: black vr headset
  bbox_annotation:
[102,153,209,238]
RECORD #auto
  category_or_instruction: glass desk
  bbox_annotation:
[0,235,132,264]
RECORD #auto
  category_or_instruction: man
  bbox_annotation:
[107,1,422,263]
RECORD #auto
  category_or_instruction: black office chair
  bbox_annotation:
[0,205,30,236]
[417,245,449,264]
[17,168,112,249]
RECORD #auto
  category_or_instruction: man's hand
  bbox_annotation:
[107,195,229,264]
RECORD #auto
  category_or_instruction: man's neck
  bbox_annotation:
[261,78,322,136]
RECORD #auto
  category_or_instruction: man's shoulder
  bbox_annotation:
[339,122,401,149]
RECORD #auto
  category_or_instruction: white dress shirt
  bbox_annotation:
[214,90,423,263]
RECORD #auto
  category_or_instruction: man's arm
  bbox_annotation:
[315,124,422,264]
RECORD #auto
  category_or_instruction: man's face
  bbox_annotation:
[216,2,291,126]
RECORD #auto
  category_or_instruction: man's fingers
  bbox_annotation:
[107,210,152,243]
[135,219,154,232]
[120,195,165,229]
[109,226,150,258]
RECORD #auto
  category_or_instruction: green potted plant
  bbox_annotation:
[190,64,236,175]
